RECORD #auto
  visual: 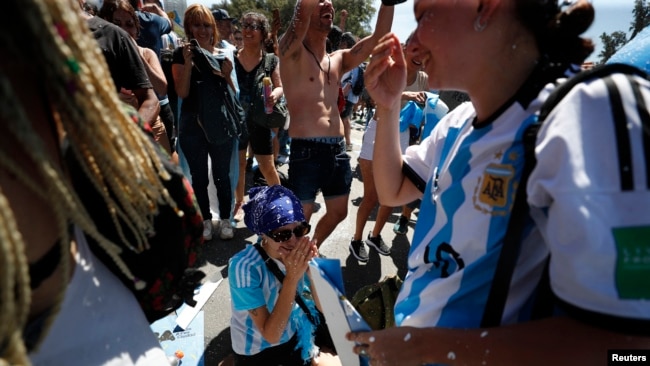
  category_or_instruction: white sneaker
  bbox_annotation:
[202,219,213,241]
[220,220,234,240]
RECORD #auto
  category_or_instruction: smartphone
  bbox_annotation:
[381,0,407,5]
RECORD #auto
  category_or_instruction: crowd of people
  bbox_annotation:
[1,0,649,365]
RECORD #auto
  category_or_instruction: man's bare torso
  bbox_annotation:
[281,46,344,138]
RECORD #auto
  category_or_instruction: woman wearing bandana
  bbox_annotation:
[228,185,340,366]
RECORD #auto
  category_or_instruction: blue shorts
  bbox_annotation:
[288,137,352,204]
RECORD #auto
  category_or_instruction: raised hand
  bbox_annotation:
[282,236,317,280]
[365,33,406,109]
[271,8,281,37]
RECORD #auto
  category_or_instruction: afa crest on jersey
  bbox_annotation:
[473,163,516,216]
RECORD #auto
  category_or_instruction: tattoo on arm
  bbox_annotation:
[250,308,258,316]
[280,3,303,57]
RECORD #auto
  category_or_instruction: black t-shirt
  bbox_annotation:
[86,16,152,92]
[234,56,264,115]
[234,52,278,118]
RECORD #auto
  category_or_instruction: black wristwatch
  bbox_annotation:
[381,0,407,5]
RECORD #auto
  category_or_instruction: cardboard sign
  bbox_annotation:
[309,258,371,366]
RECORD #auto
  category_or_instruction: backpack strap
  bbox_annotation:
[263,52,276,78]
[538,63,647,122]
[481,63,649,327]
[480,119,540,327]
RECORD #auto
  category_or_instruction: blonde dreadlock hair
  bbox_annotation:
[0,0,181,363]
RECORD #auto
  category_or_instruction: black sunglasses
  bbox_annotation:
[241,23,262,31]
[267,222,311,243]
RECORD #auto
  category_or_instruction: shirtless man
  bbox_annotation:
[279,0,394,247]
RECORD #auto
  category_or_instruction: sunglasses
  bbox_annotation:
[241,23,262,31]
[267,222,311,243]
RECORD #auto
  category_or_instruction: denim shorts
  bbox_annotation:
[288,137,352,203]
[247,119,274,156]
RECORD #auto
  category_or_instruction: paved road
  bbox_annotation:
[199,119,416,365]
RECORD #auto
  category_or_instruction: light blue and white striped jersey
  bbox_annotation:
[229,244,313,356]
[398,95,550,328]
[396,67,650,330]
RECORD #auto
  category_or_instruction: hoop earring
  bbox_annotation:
[474,16,487,32]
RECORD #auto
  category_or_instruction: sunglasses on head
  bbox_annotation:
[267,222,311,243]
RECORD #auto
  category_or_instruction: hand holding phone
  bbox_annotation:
[271,8,281,36]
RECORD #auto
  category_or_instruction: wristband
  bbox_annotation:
[381,0,407,5]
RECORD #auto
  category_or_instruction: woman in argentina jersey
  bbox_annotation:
[229,185,339,366]
[346,0,650,364]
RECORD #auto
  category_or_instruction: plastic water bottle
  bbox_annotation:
[263,76,273,114]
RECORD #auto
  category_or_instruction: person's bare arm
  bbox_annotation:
[248,238,317,343]
[402,91,427,104]
[340,4,394,73]
[365,33,421,206]
[269,8,281,56]
[248,277,300,344]
[338,9,348,32]
[270,61,283,105]
[133,88,159,125]
[278,0,319,60]
[349,317,650,366]
[140,46,167,96]
[141,3,171,29]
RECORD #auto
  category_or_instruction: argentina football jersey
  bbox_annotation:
[396,83,557,328]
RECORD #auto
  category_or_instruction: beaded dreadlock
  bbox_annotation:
[0,0,181,363]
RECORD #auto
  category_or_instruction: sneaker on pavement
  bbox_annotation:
[349,239,369,262]
[365,233,391,256]
[393,215,409,235]
[220,220,234,240]
[202,219,213,241]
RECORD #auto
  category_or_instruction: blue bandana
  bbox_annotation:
[243,185,305,235]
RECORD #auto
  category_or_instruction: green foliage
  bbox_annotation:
[630,0,650,39]
[598,0,650,63]
[216,0,376,39]
[599,31,628,63]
